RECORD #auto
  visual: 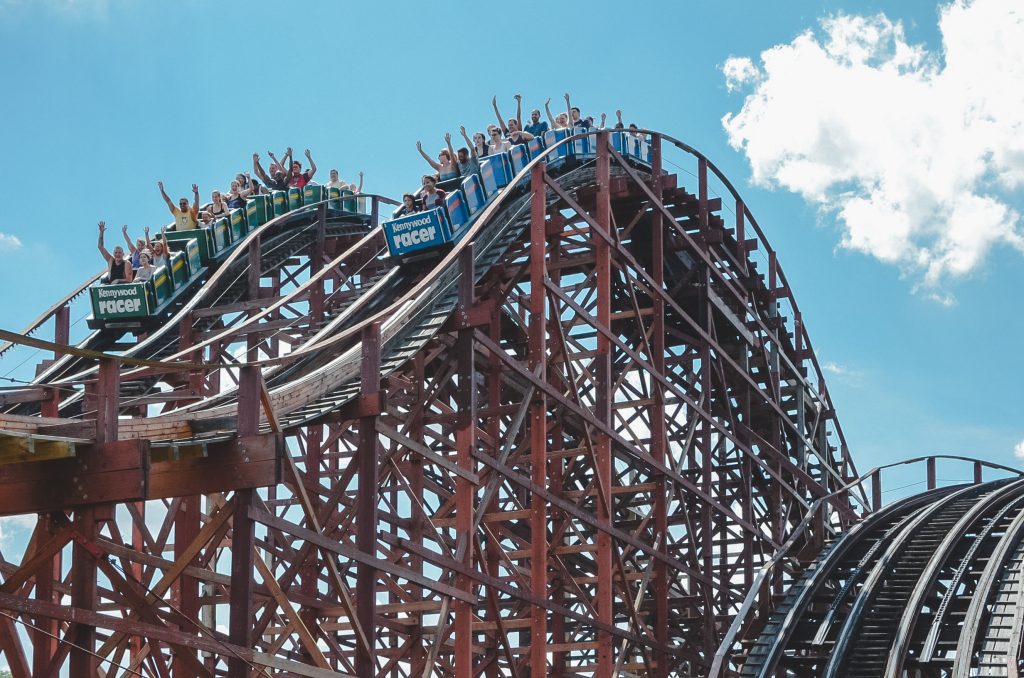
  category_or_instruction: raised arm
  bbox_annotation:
[600,112,607,129]
[444,133,457,173]
[416,141,442,171]
[252,153,272,184]
[544,97,556,127]
[268,150,285,173]
[190,184,199,217]
[564,93,573,130]
[459,126,478,160]
[615,109,624,129]
[121,224,137,254]
[355,171,363,194]
[514,94,523,128]
[492,96,509,135]
[157,181,174,213]
[303,149,317,180]
[143,226,151,250]
[97,222,112,263]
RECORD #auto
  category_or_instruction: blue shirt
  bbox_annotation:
[524,120,549,137]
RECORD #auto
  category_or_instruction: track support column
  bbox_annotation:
[529,162,550,676]
[356,322,382,676]
[228,366,260,678]
[70,358,118,678]
[649,134,670,678]
[454,245,477,678]
[594,129,615,678]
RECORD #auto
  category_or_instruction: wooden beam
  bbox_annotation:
[0,439,148,516]
[147,434,282,499]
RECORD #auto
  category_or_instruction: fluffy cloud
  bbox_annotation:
[722,0,1024,297]
[0,233,22,252]
[1016,440,1024,460]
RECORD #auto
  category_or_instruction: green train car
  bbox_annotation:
[88,186,367,330]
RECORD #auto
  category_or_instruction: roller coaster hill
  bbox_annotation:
[0,121,1021,677]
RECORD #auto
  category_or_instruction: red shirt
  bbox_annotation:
[290,171,312,188]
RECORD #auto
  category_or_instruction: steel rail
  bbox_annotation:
[821,481,1001,677]
[710,455,1024,678]
[887,480,1024,675]
[951,501,1024,676]
[737,491,938,678]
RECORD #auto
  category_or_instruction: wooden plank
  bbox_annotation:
[147,434,282,499]
[0,389,46,407]
[0,439,148,515]
[0,433,81,465]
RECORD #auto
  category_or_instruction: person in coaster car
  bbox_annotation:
[97,221,133,284]
[417,175,446,211]
[392,193,419,218]
[416,135,459,182]
[253,152,292,191]
[158,181,200,231]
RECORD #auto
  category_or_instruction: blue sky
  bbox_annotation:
[0,0,1021,492]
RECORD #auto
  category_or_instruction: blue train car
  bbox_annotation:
[383,208,452,258]
[445,189,471,242]
[527,135,546,160]
[462,175,486,214]
[509,144,531,177]
[479,153,513,197]
[571,126,592,156]
[543,129,571,160]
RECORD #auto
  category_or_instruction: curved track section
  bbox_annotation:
[0,129,861,677]
[742,477,1024,677]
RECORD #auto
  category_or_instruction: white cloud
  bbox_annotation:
[1015,440,1024,460]
[722,0,1024,298]
[0,233,22,253]
[723,57,761,92]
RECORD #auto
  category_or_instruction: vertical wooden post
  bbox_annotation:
[974,461,983,484]
[594,129,614,678]
[70,358,118,678]
[453,245,476,678]
[528,162,549,676]
[872,469,882,512]
[927,458,937,490]
[356,323,381,677]
[649,134,670,678]
[173,495,201,676]
[228,366,259,678]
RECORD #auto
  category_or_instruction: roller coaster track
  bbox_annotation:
[738,474,1024,677]
[0,128,865,677]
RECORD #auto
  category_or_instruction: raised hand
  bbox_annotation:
[98,221,106,232]
[416,140,423,151]
[514,93,522,101]
[157,180,164,190]
[121,224,128,233]
[144,226,150,235]
[492,95,497,106]
[286,147,293,156]
[358,171,364,180]
[460,125,467,135]
[304,148,312,158]
[564,93,570,103]
[191,184,199,193]
[444,132,452,143]
[253,152,259,161]
[616,109,622,119]
[545,97,551,106]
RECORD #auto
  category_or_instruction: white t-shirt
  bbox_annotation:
[324,179,351,190]
[488,139,511,154]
